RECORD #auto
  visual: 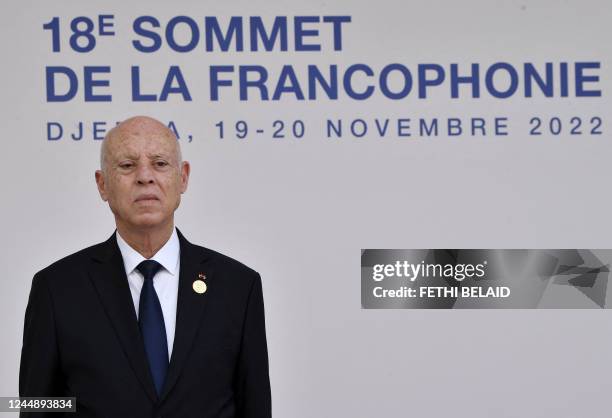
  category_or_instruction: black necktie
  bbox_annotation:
[136,260,168,396]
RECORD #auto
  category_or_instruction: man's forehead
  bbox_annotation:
[100,116,181,167]
[106,131,176,157]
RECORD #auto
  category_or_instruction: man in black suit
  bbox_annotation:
[19,116,271,417]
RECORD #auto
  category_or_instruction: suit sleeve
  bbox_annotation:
[19,272,64,417]
[235,273,272,418]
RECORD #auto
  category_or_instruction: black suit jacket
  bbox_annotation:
[19,229,271,418]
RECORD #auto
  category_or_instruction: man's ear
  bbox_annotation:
[180,161,191,194]
[95,170,109,201]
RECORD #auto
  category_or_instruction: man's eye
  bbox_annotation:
[119,163,134,169]
[155,161,168,167]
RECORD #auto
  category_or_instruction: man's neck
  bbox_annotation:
[116,222,175,259]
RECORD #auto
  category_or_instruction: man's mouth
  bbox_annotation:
[135,194,159,202]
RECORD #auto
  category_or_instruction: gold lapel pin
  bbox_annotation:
[193,273,207,294]
[193,279,207,294]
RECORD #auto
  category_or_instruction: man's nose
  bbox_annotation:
[135,163,155,184]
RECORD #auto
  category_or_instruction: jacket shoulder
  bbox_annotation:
[35,240,108,280]
[196,245,260,281]
[202,246,259,276]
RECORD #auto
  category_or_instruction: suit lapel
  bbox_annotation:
[87,233,159,403]
[159,229,211,402]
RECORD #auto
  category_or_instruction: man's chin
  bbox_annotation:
[129,215,168,230]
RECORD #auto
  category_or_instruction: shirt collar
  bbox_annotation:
[116,227,180,276]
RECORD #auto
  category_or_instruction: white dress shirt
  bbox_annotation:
[116,227,180,359]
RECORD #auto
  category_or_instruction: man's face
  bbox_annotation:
[95,123,190,232]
